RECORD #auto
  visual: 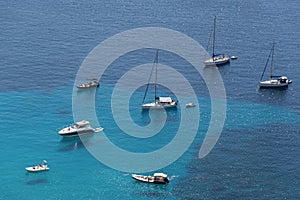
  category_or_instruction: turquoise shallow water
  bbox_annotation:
[1,0,300,199]
[1,84,300,199]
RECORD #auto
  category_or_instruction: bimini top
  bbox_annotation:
[153,173,167,178]
[75,120,90,126]
[159,97,173,103]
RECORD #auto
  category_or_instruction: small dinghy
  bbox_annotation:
[230,55,238,59]
[25,160,49,172]
[186,103,196,108]
[94,127,104,132]
[131,173,169,184]
[77,80,99,89]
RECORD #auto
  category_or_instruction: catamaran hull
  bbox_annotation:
[142,102,177,110]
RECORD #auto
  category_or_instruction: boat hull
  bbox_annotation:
[259,82,289,88]
[58,120,101,137]
[58,129,95,136]
[77,81,99,89]
[25,165,49,172]
[142,102,177,110]
[131,174,169,184]
[204,55,230,66]
[259,78,292,88]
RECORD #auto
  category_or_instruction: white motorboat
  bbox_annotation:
[26,160,49,172]
[77,80,99,89]
[132,173,169,184]
[141,50,178,110]
[58,120,103,136]
[259,43,292,88]
[230,55,238,59]
[204,16,230,66]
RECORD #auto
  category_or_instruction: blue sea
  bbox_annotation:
[1,0,300,199]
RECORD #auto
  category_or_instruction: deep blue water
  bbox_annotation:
[1,0,300,199]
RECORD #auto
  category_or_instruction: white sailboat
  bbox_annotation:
[259,43,292,88]
[204,16,230,66]
[141,49,178,110]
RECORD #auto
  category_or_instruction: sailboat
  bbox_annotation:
[204,16,230,66]
[141,49,178,110]
[259,42,292,88]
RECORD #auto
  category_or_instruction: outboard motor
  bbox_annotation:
[164,177,169,183]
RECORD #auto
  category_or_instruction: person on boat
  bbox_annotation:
[32,165,35,169]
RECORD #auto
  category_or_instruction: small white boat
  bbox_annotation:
[58,120,103,136]
[132,173,169,184]
[93,127,104,132]
[230,55,238,59]
[26,160,49,172]
[77,80,99,89]
[186,103,196,108]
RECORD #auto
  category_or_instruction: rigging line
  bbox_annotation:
[260,46,273,81]
[206,28,213,52]
[142,49,157,104]
[270,42,275,78]
[212,16,216,57]
[155,49,158,100]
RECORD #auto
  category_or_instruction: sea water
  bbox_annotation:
[1,0,300,199]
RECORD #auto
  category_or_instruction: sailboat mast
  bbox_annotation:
[270,42,275,78]
[142,51,157,104]
[212,16,216,58]
[260,44,273,81]
[155,49,158,100]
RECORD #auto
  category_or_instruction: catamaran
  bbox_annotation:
[141,50,178,109]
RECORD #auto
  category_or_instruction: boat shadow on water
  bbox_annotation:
[58,134,99,152]
[134,191,171,199]
[204,61,231,75]
[25,171,49,185]
[259,85,289,91]
[141,107,179,123]
[25,178,48,185]
[257,86,289,104]
[258,86,289,96]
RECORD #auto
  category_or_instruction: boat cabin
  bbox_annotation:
[159,97,174,104]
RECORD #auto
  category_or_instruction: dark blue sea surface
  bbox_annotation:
[1,0,300,199]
